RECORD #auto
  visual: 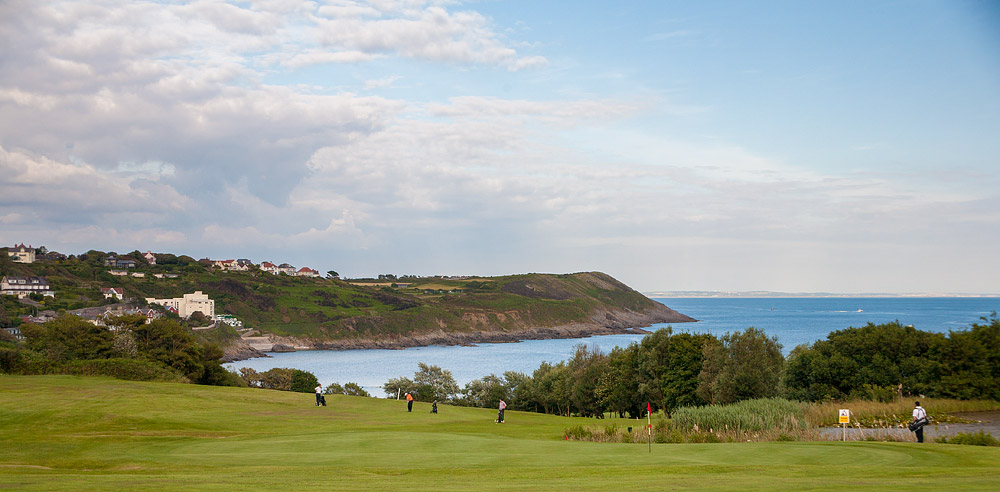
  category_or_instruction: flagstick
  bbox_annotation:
[647,402,652,453]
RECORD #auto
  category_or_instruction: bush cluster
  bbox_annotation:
[1,314,243,387]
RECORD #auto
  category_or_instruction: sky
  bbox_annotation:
[1,0,998,294]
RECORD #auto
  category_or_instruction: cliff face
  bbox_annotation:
[227,272,696,357]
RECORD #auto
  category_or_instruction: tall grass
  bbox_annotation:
[566,397,1000,444]
[673,398,807,432]
[805,398,1000,428]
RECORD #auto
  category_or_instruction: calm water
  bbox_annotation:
[225,297,998,397]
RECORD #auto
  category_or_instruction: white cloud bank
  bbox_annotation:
[0,1,995,293]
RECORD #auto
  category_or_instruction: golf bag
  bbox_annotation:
[908,417,927,432]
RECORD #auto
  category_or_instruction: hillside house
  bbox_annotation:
[214,314,243,328]
[109,269,128,276]
[101,287,124,300]
[145,291,215,319]
[1,276,53,298]
[260,261,278,274]
[7,244,35,263]
[213,259,249,272]
[143,251,156,265]
[296,267,320,278]
[277,263,297,275]
[104,256,138,269]
[39,251,67,261]
[130,272,145,278]
[3,326,24,340]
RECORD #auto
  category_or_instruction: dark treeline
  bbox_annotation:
[0,314,243,386]
[387,316,999,417]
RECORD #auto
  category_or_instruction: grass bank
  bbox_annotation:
[3,375,1000,491]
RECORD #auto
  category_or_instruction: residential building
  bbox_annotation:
[1,276,53,298]
[101,287,124,300]
[145,291,215,319]
[277,263,297,275]
[214,314,243,328]
[296,267,320,278]
[143,251,156,265]
[104,256,138,269]
[260,261,278,274]
[213,259,249,272]
[39,251,67,261]
[109,269,128,276]
[130,272,145,278]
[7,244,35,263]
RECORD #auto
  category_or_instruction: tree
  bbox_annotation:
[413,362,460,402]
[22,315,115,362]
[131,318,205,381]
[343,382,370,397]
[290,369,319,393]
[461,374,507,408]
[383,376,416,398]
[697,327,783,405]
[565,344,608,417]
[326,271,340,279]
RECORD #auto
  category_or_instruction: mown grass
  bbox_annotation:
[3,375,1000,491]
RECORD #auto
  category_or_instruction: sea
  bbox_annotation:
[224,297,999,397]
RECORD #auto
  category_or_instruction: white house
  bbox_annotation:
[143,251,156,265]
[7,244,35,264]
[214,314,243,328]
[100,287,124,300]
[1,276,53,298]
[296,267,320,278]
[213,259,249,272]
[145,291,215,319]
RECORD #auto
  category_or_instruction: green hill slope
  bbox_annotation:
[2,375,999,491]
[1,251,693,356]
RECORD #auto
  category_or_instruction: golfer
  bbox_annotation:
[497,399,506,423]
[406,392,414,412]
[912,401,928,443]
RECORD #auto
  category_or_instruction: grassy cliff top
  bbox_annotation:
[1,251,688,342]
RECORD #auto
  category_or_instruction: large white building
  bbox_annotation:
[1,276,53,298]
[7,244,35,264]
[145,291,215,319]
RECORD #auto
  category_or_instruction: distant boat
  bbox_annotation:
[856,309,863,312]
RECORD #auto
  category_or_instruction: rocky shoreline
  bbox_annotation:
[222,304,696,362]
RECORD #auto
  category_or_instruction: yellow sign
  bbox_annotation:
[839,409,850,424]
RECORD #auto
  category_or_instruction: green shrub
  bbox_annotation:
[935,431,1000,446]
[291,369,320,393]
[565,425,592,440]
